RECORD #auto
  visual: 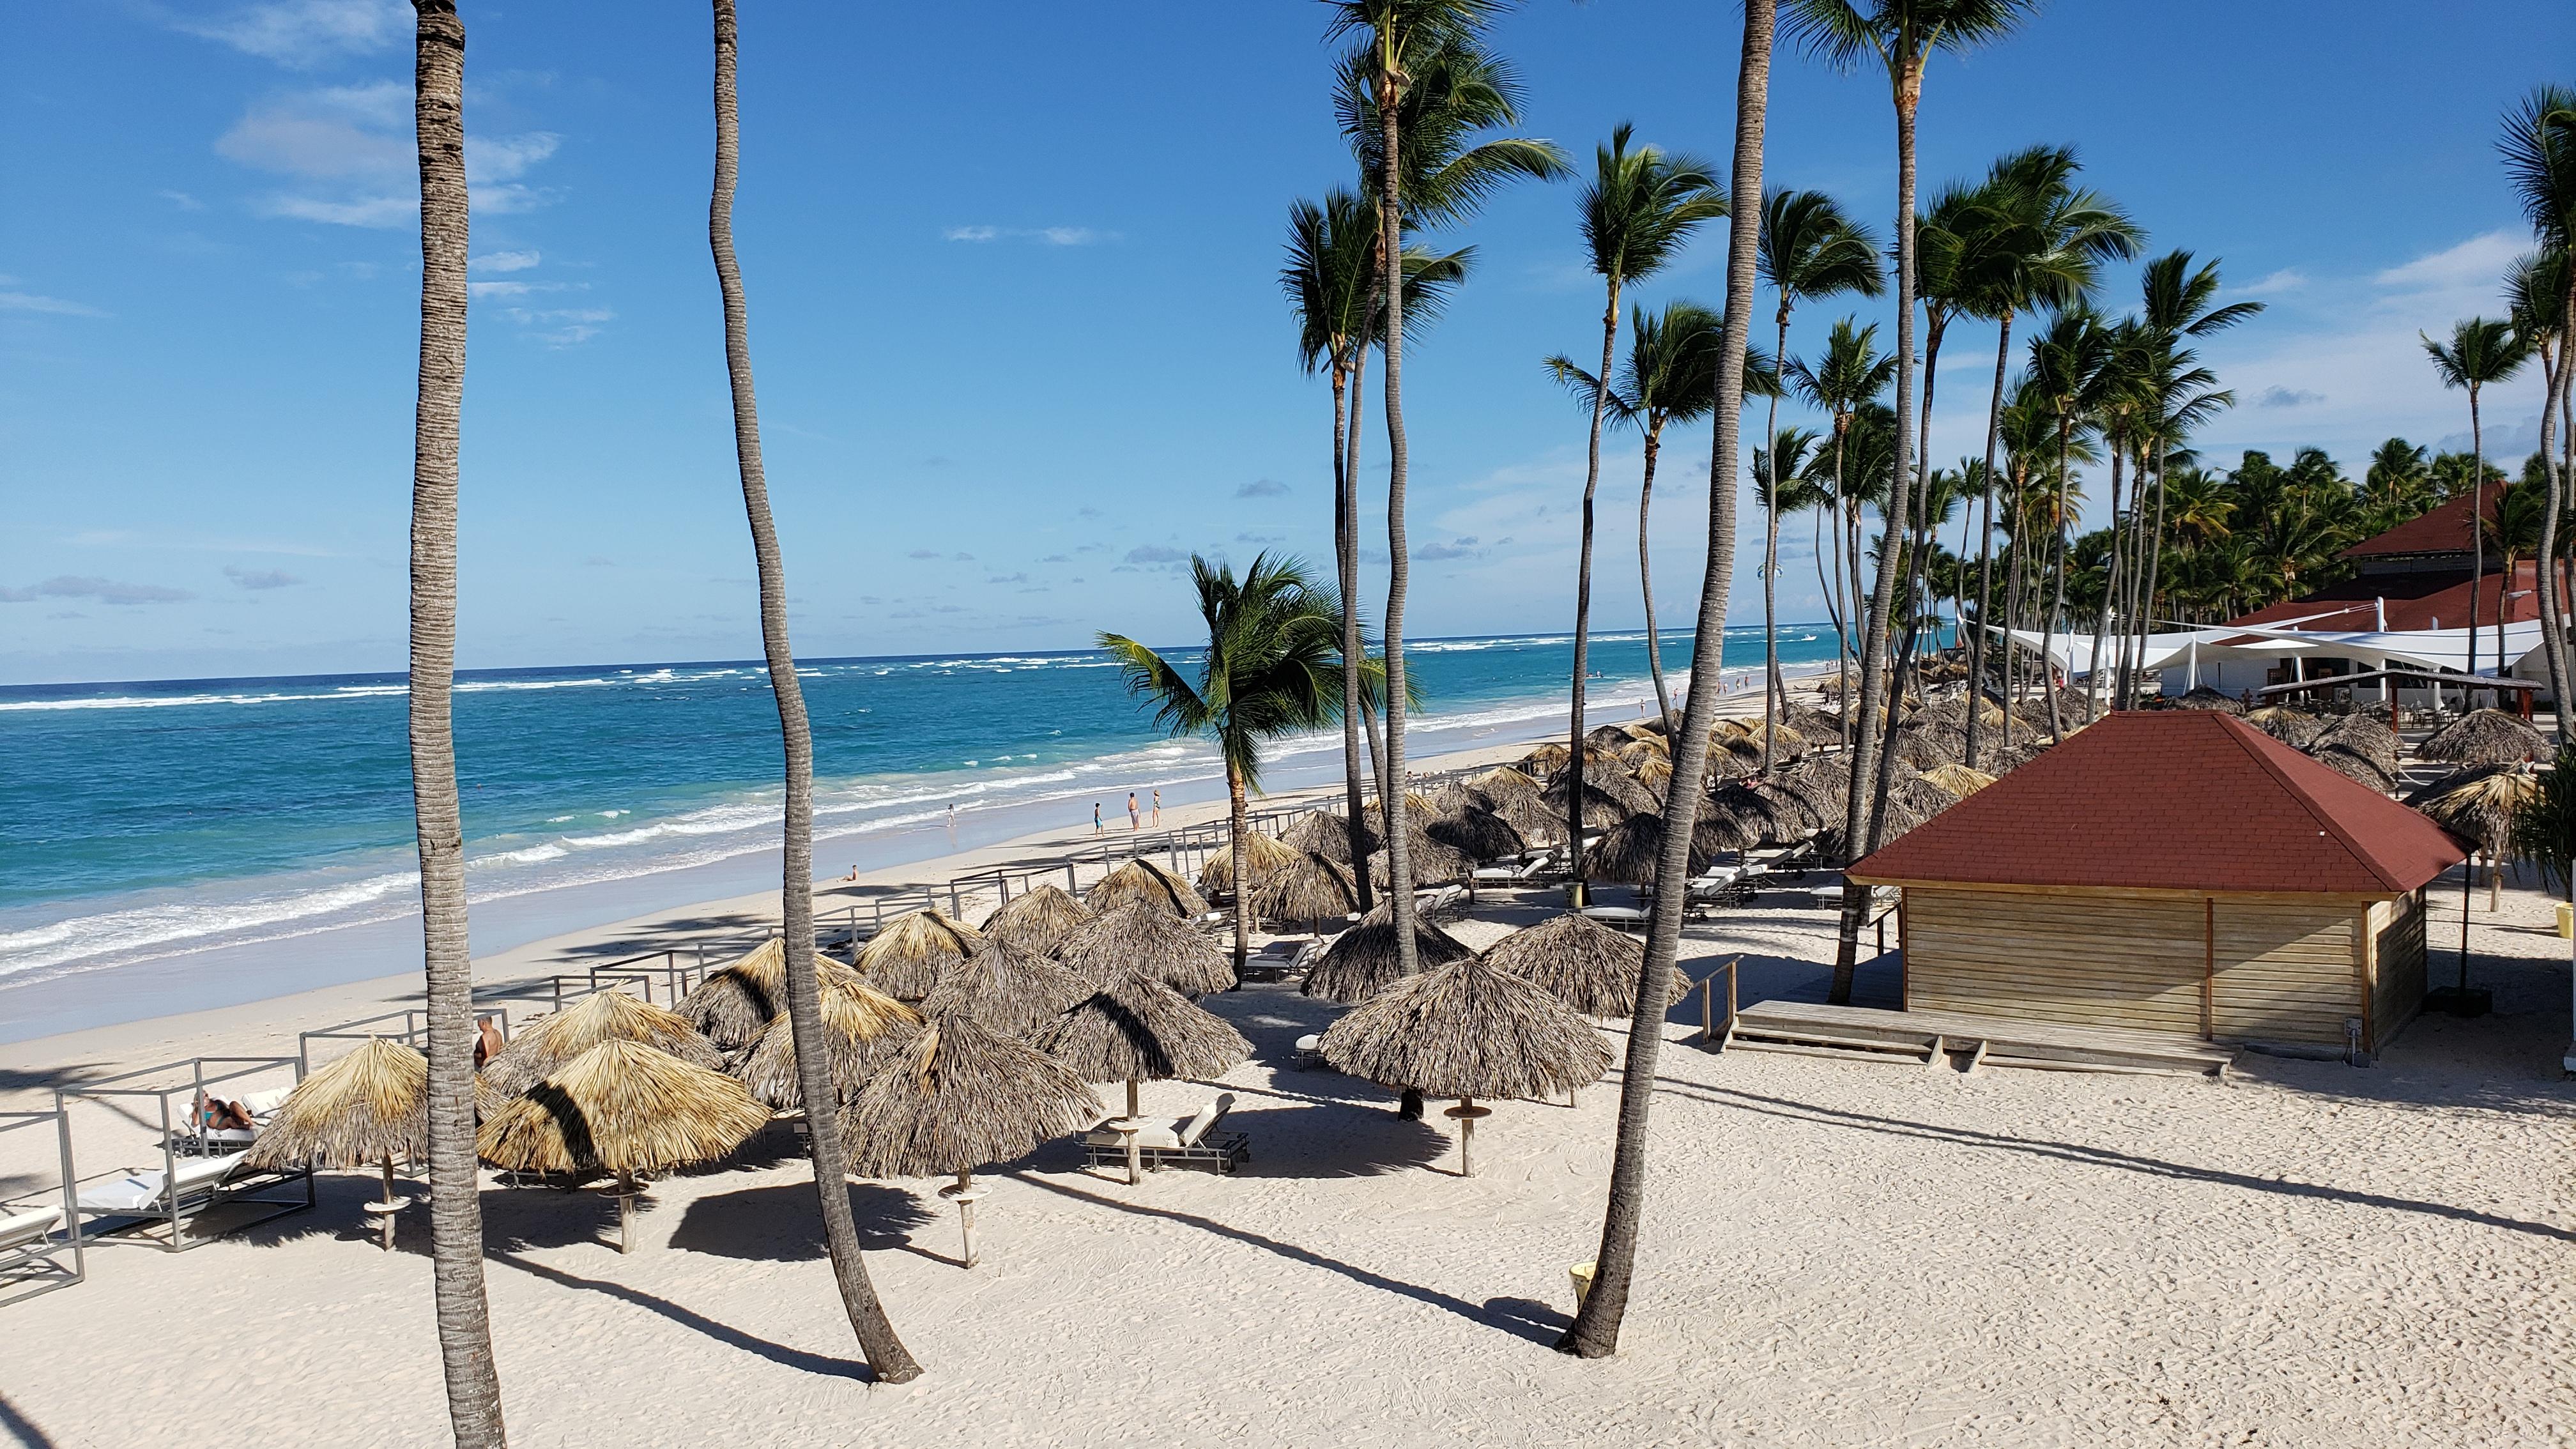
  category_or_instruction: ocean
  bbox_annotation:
[0,625,1844,1038]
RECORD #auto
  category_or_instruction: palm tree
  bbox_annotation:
[404,8,507,1444]
[1785,318,1896,742]
[2119,254,2253,706]
[1324,0,1538,989]
[1283,191,1469,907]
[2501,86,2575,733]
[2366,438,2432,510]
[1755,188,1882,765]
[2423,318,2531,695]
[1100,555,1344,977]
[1559,123,1724,903]
[2512,246,2573,730]
[708,0,918,1383]
[1559,0,1777,1362]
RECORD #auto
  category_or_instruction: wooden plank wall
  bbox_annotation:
[2370,889,2429,1048]
[2210,900,2361,1045]
[1905,889,2205,1036]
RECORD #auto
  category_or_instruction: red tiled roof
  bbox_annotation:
[2340,487,2503,560]
[2220,562,2542,638]
[1850,712,2465,896]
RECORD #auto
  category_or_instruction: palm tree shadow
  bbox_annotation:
[0,1392,61,1449]
[1017,1174,1561,1347]
[487,1248,875,1383]
[668,1181,931,1261]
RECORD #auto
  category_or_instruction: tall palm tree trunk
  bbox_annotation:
[1372,57,1423,996]
[1639,426,1675,728]
[1567,282,1626,904]
[1962,318,2012,769]
[2470,385,2487,705]
[2045,417,2074,742]
[1227,763,1252,979]
[2133,434,2171,709]
[1829,61,1922,1006]
[1344,319,1397,821]
[2086,448,2125,720]
[1560,0,1770,1360]
[2540,319,2573,738]
[1827,428,1851,748]
[710,0,917,1383]
[1331,349,1376,911]
[406,8,507,1443]
[1761,310,1791,773]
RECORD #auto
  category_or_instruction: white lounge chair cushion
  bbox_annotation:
[1179,1094,1234,1147]
[0,1204,64,1250]
[1085,1121,1185,1151]
[77,1152,244,1213]
[1293,1034,1322,1053]
[238,1087,294,1117]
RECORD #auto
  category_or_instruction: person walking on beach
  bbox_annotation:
[946,802,956,838]
[1128,791,1140,831]
[1151,788,1162,825]
[1092,802,1103,835]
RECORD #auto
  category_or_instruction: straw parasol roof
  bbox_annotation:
[2419,707,2549,767]
[1467,771,1563,845]
[1920,762,1997,797]
[1632,756,1675,799]
[1053,901,1235,996]
[1540,774,1652,829]
[1470,765,1545,808]
[1911,693,2009,731]
[243,1038,427,1172]
[2306,743,2400,793]
[1366,824,1473,888]
[1193,829,1302,898]
[1301,898,1476,1004]
[2245,705,2325,749]
[2404,763,2536,855]
[1085,858,1211,920]
[2169,684,2245,714]
[2315,710,2403,769]
[734,978,922,1110]
[1427,804,1526,863]
[977,884,1092,957]
[1038,969,1252,1093]
[1515,742,1571,778]
[1480,911,1683,1018]
[1281,808,1374,863]
[1317,954,1613,1103]
[1579,809,1731,885]
[1614,735,1671,769]
[477,1038,770,1179]
[840,1011,1101,1182]
[673,937,843,1051]
[1585,723,1636,751]
[1248,849,1359,928]
[482,988,724,1104]
[916,939,1092,1039]
[1885,726,1958,770]
[1702,778,1816,847]
[855,910,984,1002]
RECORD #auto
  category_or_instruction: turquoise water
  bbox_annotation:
[0,625,1842,995]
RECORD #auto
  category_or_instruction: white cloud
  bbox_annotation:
[2370,230,2524,298]
[224,566,304,590]
[0,291,106,318]
[468,280,536,298]
[217,85,560,227]
[174,0,407,69]
[466,133,560,185]
[470,249,541,273]
[255,193,416,227]
[158,190,206,211]
[2234,268,2308,297]
[944,226,1000,242]
[943,224,1119,247]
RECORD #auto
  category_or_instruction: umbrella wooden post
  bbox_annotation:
[1443,1098,1491,1177]
[1122,1078,1144,1186]
[362,1156,406,1253]
[615,1170,637,1255]
[939,1170,989,1268]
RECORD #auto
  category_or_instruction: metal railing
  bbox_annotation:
[0,1109,84,1304]
[55,1055,314,1252]
[296,1006,521,1075]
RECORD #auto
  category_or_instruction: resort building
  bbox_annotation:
[1848,710,2466,1054]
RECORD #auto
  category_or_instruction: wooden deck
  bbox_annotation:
[1720,999,2238,1079]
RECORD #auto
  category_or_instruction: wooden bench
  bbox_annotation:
[1719,999,2235,1079]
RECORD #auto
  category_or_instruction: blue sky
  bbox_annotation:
[3,0,2569,685]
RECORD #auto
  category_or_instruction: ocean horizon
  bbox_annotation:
[1,624,1851,1024]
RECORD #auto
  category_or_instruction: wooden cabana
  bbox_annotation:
[1848,710,2466,1055]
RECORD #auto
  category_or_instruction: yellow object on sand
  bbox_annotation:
[2556,901,2570,940]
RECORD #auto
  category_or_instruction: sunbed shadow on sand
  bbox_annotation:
[0,1392,63,1449]
[668,1181,931,1260]
[488,1249,878,1382]
[1656,1080,2576,1244]
[1017,1174,1566,1347]
[545,912,776,965]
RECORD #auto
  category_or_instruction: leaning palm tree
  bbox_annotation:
[2508,246,2571,728]
[1752,423,1821,774]
[1099,555,1344,980]
[1560,123,1726,906]
[2501,85,2576,737]
[1790,0,2048,1009]
[1560,0,1778,1362]
[1324,0,1535,990]
[2422,318,2531,695]
[707,0,917,1382]
[1785,317,1897,739]
[403,4,505,1441]
[1756,188,1883,760]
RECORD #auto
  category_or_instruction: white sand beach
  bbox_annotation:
[1,714,2569,1448]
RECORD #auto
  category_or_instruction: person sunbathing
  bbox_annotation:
[195,1093,254,1131]
[473,1016,506,1069]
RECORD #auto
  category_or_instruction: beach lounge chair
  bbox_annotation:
[0,1109,85,1307]
[1471,852,1555,893]
[1240,938,1322,984]
[1081,1093,1248,1174]
[1414,884,1469,919]
[1292,1034,1328,1070]
[176,1085,294,1156]
[1579,903,1649,934]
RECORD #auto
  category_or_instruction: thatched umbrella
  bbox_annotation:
[2315,711,2402,769]
[1781,703,1842,740]
[1248,850,1359,934]
[1282,808,1374,863]
[1703,778,1816,847]
[2407,764,2536,862]
[1579,810,1732,885]
[841,1011,1100,1267]
[1427,804,1526,863]
[1316,955,1614,1175]
[855,910,983,1001]
[1054,901,1235,996]
[1631,755,1675,800]
[1301,898,1475,1004]
[1193,829,1301,900]
[1480,912,1683,1018]
[1468,770,1563,846]
[2169,684,2245,714]
[1614,735,1671,770]
[1912,694,2008,732]
[480,988,724,1105]
[477,1039,770,1253]
[734,978,921,1111]
[2420,707,2549,767]
[1920,762,1997,797]
[1584,723,1636,751]
[1086,858,1211,919]
[1885,726,1958,770]
[673,937,841,1051]
[1515,742,1571,778]
[1540,774,1652,830]
[2245,705,2325,749]
[1038,969,1252,1184]
[1366,822,1473,888]
[243,1038,427,1251]
[2306,743,2400,793]
[977,884,1092,956]
[917,939,1092,1039]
